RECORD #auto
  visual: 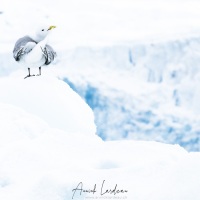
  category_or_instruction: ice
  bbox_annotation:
[0,98,200,199]
[53,39,200,151]
[0,75,96,135]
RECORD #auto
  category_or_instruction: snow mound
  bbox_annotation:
[0,75,96,135]
[0,76,200,200]
[0,104,200,200]
[0,102,48,146]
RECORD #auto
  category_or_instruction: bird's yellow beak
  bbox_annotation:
[48,26,56,31]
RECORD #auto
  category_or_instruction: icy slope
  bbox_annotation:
[0,100,200,199]
[0,75,96,135]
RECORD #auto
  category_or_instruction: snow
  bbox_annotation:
[0,75,95,135]
[1,0,200,199]
[0,96,200,200]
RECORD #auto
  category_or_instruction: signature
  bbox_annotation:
[72,180,128,199]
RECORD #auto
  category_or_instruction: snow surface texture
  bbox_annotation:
[0,77,200,200]
[0,76,95,135]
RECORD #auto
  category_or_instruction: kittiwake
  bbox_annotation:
[13,25,56,79]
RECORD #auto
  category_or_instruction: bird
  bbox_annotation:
[13,25,57,79]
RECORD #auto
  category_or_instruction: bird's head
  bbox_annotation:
[34,25,56,42]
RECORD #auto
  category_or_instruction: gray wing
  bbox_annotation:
[42,44,57,65]
[13,36,37,61]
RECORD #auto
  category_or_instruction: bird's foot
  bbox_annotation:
[24,74,35,79]
[36,74,41,76]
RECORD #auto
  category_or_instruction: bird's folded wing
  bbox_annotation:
[13,36,37,61]
[43,45,57,65]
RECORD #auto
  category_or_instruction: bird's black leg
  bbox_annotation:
[37,67,41,76]
[24,68,35,79]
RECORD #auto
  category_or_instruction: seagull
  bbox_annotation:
[13,25,56,79]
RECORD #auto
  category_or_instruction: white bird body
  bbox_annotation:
[20,40,46,68]
[13,25,56,78]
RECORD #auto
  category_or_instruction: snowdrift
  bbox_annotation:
[0,76,200,200]
[0,75,96,135]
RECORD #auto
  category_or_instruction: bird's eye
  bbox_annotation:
[42,29,44,31]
